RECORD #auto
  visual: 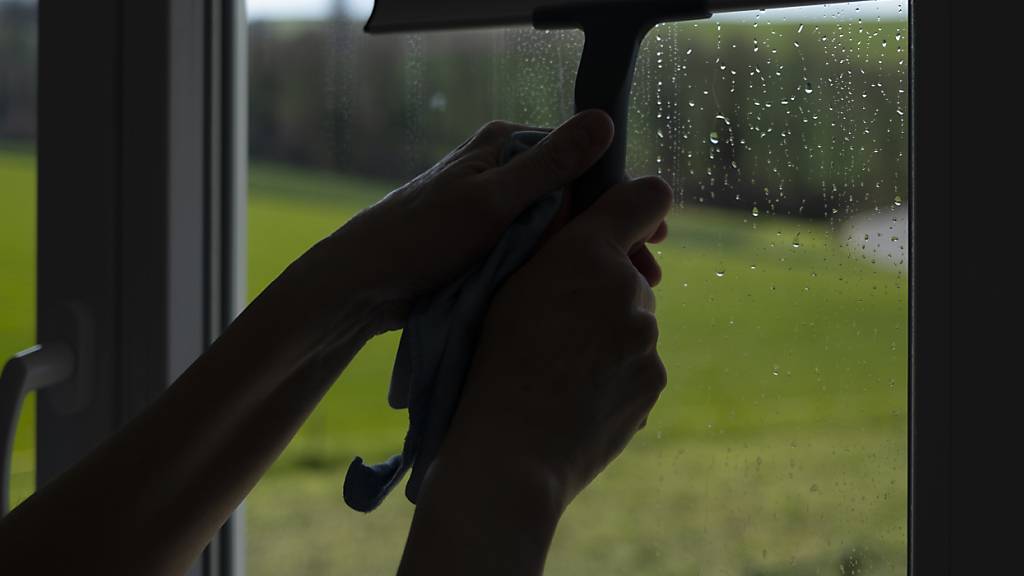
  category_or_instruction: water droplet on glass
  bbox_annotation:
[804,82,814,94]
[715,270,726,278]
[893,195,903,207]
[429,92,447,112]
[792,233,801,248]
[797,23,804,33]
[752,206,760,217]
[709,131,720,145]
[657,129,665,139]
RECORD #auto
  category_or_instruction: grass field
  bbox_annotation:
[2,150,908,575]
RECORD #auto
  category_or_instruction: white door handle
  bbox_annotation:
[0,343,74,515]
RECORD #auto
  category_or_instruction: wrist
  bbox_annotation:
[316,220,411,334]
[217,231,389,385]
[402,449,566,576]
[426,431,570,526]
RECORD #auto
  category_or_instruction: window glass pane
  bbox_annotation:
[245,1,908,573]
[0,0,38,510]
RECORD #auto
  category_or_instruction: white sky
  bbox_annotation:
[247,0,905,22]
[248,0,372,20]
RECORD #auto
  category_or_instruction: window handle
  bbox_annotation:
[0,343,74,516]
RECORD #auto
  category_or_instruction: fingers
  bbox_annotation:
[578,176,673,252]
[618,352,668,433]
[485,109,614,215]
[624,351,667,404]
[630,244,663,287]
[465,120,545,153]
[635,275,656,314]
[648,221,668,244]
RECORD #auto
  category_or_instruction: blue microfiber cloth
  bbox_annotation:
[343,130,562,512]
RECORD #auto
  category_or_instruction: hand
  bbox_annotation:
[323,110,616,332]
[398,176,672,576]
[440,174,673,508]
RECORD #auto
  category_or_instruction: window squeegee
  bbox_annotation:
[366,0,872,214]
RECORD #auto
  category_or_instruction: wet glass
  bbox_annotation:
[245,1,908,573]
[0,0,39,510]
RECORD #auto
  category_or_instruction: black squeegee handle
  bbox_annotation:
[535,2,711,216]
[571,19,651,214]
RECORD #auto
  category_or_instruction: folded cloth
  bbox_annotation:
[343,130,562,512]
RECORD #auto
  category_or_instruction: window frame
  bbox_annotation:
[34,1,246,574]
[26,0,949,573]
[907,0,952,573]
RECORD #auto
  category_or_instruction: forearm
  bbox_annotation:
[398,438,566,576]
[0,233,382,574]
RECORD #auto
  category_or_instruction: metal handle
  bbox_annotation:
[0,343,74,515]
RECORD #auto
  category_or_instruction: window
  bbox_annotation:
[6,1,951,573]
[0,0,38,511]
[245,1,909,574]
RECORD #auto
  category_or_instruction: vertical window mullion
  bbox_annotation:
[35,1,246,574]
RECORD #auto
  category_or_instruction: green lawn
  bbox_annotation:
[0,146,37,509]
[2,150,907,575]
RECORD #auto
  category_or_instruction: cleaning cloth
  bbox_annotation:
[343,130,561,512]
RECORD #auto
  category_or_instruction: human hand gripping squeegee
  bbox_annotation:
[365,0,874,215]
[342,0,875,513]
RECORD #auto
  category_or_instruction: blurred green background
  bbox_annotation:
[1,2,908,575]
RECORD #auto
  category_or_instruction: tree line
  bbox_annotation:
[2,5,907,218]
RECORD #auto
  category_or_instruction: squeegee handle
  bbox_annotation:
[571,20,648,216]
[551,2,710,215]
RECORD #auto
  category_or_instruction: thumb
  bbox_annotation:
[577,176,673,252]
[486,109,614,216]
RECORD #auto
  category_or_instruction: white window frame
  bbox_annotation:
[27,1,246,574]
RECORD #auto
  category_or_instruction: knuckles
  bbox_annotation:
[613,310,659,360]
[632,175,674,207]
[617,176,674,222]
[603,259,647,304]
[474,120,517,147]
[630,312,661,353]
[634,352,668,397]
[647,354,669,394]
